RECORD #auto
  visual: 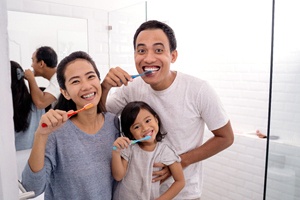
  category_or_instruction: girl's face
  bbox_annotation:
[130,108,159,143]
[61,59,101,109]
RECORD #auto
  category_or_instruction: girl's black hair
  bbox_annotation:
[10,61,32,132]
[54,51,106,113]
[120,101,166,141]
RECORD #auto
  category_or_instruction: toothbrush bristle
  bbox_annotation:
[84,103,94,110]
[144,135,151,140]
[144,70,153,75]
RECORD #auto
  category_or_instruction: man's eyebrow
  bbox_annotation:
[136,42,165,48]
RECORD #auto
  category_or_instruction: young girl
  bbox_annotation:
[112,101,185,200]
[21,51,120,200]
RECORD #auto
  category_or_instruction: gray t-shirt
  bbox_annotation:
[113,142,181,200]
[21,112,120,200]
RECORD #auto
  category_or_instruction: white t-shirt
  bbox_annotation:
[106,71,229,199]
[44,73,60,107]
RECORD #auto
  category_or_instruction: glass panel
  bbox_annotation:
[266,0,300,199]
[108,2,147,75]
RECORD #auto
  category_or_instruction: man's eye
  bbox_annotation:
[155,49,163,53]
[137,49,145,54]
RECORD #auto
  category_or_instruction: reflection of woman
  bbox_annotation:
[11,60,45,151]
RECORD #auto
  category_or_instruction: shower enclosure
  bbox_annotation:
[265,0,300,199]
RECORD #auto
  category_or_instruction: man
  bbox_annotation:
[25,46,60,109]
[101,20,234,199]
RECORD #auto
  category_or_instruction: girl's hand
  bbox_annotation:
[113,137,131,151]
[37,109,68,135]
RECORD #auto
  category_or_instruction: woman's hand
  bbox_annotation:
[37,109,68,135]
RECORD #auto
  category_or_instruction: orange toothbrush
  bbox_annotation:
[41,103,94,127]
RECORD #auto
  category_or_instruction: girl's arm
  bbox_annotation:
[156,162,185,200]
[111,137,131,181]
[111,151,128,181]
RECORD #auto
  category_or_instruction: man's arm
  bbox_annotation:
[153,121,234,182]
[100,67,132,107]
[25,69,56,109]
[180,121,234,168]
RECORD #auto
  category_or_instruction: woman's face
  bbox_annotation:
[61,58,101,109]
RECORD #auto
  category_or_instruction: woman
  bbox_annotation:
[11,60,45,151]
[21,51,120,200]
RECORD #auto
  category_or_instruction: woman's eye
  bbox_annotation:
[88,75,96,79]
[146,119,151,123]
[71,80,79,84]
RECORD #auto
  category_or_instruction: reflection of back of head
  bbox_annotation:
[11,61,32,132]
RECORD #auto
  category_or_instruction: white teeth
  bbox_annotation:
[144,67,159,71]
[83,93,94,98]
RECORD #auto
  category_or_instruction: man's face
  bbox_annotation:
[134,29,177,90]
[31,51,42,76]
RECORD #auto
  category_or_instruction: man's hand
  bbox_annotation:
[152,162,171,184]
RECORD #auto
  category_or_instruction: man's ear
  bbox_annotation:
[171,50,178,63]
[61,88,71,100]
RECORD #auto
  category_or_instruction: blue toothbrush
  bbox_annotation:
[113,135,151,150]
[131,70,153,79]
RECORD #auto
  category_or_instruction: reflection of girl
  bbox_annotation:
[21,51,120,200]
[11,60,45,151]
[112,101,185,200]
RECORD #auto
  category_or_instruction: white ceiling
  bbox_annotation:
[38,0,145,11]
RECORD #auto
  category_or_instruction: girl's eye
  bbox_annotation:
[133,125,140,130]
[145,118,151,123]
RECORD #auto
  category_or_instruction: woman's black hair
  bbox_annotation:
[10,61,32,132]
[54,51,106,113]
[120,101,166,142]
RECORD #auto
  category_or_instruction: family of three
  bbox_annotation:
[21,20,234,200]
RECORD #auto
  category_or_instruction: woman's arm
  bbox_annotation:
[28,109,68,172]
[156,162,185,200]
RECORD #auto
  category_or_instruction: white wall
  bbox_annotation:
[0,0,19,199]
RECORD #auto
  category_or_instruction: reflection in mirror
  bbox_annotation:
[7,11,88,152]
[7,11,88,87]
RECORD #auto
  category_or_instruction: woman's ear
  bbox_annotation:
[60,88,71,100]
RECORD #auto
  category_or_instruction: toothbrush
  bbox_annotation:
[113,135,151,150]
[131,70,153,79]
[41,103,94,127]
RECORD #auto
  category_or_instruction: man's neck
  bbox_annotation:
[43,68,56,80]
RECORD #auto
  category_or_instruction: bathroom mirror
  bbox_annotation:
[7,11,88,87]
